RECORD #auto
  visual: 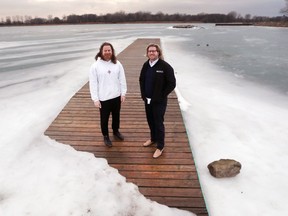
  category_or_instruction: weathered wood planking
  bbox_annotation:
[45,38,208,215]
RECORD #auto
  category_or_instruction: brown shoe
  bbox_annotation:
[153,148,164,158]
[143,140,155,147]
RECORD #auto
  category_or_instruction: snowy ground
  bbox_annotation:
[1,37,288,216]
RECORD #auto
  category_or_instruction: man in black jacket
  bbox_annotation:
[139,43,176,158]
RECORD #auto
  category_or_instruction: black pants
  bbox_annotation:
[99,96,121,136]
[145,98,167,150]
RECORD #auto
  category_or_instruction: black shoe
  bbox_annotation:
[113,131,124,141]
[104,136,112,147]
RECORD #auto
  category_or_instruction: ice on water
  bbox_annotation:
[1,24,288,216]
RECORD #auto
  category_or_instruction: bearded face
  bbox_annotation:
[102,45,113,61]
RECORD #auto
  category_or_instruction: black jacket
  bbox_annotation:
[139,59,176,102]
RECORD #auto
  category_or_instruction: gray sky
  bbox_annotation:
[0,0,286,19]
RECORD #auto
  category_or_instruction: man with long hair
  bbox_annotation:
[89,42,127,147]
[139,43,176,158]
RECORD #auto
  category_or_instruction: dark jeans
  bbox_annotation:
[99,96,121,136]
[145,98,167,150]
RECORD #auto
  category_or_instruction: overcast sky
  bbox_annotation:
[0,0,286,20]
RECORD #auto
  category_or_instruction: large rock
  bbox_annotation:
[207,159,241,178]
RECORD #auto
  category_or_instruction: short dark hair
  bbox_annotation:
[95,42,117,64]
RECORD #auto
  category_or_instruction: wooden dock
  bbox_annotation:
[45,38,208,215]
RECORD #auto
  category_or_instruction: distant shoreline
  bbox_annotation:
[254,21,288,27]
[0,21,190,27]
[0,21,287,28]
[215,23,253,26]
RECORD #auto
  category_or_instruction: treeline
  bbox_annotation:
[1,11,287,26]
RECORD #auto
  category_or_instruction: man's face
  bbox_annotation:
[102,45,112,61]
[147,46,159,61]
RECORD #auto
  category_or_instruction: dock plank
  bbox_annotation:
[45,38,208,215]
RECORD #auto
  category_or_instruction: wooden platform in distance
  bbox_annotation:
[45,38,208,215]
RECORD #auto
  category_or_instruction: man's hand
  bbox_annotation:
[94,100,101,108]
[121,96,126,103]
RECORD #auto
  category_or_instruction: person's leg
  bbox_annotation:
[153,99,167,150]
[111,96,121,133]
[99,99,113,147]
[145,101,156,142]
[111,96,124,140]
[100,99,111,136]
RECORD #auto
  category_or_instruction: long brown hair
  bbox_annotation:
[146,43,163,60]
[95,42,117,64]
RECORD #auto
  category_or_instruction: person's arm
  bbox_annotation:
[139,62,147,100]
[163,61,176,97]
[89,64,101,108]
[118,61,127,101]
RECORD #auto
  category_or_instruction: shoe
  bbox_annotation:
[153,148,164,158]
[104,136,112,147]
[113,131,124,141]
[143,140,155,147]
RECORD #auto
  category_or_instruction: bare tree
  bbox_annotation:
[280,0,288,15]
[47,15,53,23]
[24,15,32,24]
[245,14,251,20]
[5,16,11,24]
[227,11,238,22]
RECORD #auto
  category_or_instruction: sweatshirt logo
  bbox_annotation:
[156,70,163,73]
